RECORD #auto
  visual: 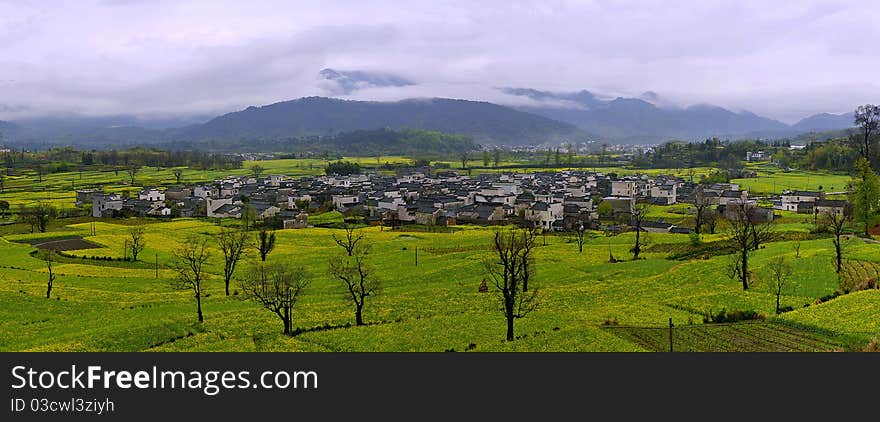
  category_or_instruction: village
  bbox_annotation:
[77,166,849,233]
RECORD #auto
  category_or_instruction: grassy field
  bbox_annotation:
[732,163,852,195]
[1,216,877,352]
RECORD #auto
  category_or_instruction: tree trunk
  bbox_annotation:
[775,293,780,315]
[355,304,364,326]
[282,308,291,335]
[835,240,842,273]
[46,281,52,299]
[225,277,230,296]
[633,227,641,259]
[506,315,514,341]
[196,292,204,323]
[741,250,749,290]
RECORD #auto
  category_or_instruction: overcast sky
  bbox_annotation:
[1,0,878,123]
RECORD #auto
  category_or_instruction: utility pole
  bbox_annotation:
[668,318,674,353]
[415,247,418,266]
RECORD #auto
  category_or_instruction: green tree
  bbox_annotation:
[325,161,361,176]
[22,203,58,233]
[850,157,880,236]
[492,149,501,168]
[250,164,265,178]
[172,168,183,184]
[257,229,276,262]
[482,150,490,167]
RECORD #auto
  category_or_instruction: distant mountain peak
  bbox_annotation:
[318,68,414,95]
[638,91,661,103]
[793,111,855,132]
[498,87,601,108]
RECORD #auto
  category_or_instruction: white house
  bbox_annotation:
[206,197,235,217]
[138,188,165,202]
[650,185,677,205]
[92,193,123,217]
[332,194,362,210]
[524,202,564,229]
[780,191,823,212]
[611,181,637,197]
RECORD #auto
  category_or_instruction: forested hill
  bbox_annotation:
[171,97,589,146]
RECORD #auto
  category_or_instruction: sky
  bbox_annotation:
[1,0,879,124]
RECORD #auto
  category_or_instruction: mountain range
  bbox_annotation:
[0,87,860,149]
[500,87,855,143]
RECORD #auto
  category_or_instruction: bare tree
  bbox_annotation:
[692,186,712,235]
[705,207,718,234]
[172,168,183,184]
[328,245,380,326]
[42,251,56,299]
[241,205,257,231]
[792,232,805,259]
[485,227,539,341]
[822,205,852,274]
[630,203,651,260]
[128,225,147,261]
[460,151,469,169]
[172,236,211,323]
[240,262,308,335]
[520,226,537,293]
[218,228,251,296]
[727,202,775,290]
[257,228,276,262]
[573,222,587,253]
[126,164,140,185]
[332,224,364,256]
[768,255,792,315]
[854,104,880,163]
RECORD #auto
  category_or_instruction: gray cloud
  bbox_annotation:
[0,0,878,123]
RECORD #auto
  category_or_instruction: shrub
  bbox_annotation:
[688,231,701,246]
[702,309,765,323]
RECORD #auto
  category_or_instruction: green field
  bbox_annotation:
[1,216,877,352]
[732,164,852,195]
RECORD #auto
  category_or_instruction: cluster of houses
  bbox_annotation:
[75,168,849,233]
[772,191,848,218]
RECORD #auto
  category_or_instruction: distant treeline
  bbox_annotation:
[632,135,871,174]
[2,146,243,174]
[157,127,479,156]
[630,138,793,169]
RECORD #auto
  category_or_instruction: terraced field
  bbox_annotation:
[604,322,854,352]
[0,216,876,352]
